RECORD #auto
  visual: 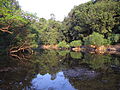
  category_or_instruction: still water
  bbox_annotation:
[0,50,120,90]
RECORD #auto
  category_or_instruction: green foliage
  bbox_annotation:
[0,0,66,53]
[69,40,82,47]
[63,0,120,42]
[0,0,120,55]
[0,0,40,52]
[35,19,65,45]
[58,50,70,56]
[70,52,82,59]
[83,53,112,69]
[28,34,38,48]
[83,32,110,46]
[108,34,120,44]
[58,41,70,48]
[32,50,61,75]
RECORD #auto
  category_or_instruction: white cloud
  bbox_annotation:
[18,0,90,21]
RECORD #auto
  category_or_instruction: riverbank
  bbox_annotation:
[39,44,120,54]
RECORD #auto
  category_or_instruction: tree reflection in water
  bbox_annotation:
[0,50,120,90]
[0,55,35,90]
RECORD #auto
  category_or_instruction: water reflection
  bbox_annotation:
[31,72,75,90]
[0,56,35,90]
[70,52,82,59]
[0,50,120,90]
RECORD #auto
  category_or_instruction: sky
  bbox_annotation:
[18,0,90,21]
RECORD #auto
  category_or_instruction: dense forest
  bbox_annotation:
[0,0,120,54]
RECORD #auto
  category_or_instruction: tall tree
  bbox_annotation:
[63,0,120,42]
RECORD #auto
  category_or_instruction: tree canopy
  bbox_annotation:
[0,0,120,54]
[63,0,120,43]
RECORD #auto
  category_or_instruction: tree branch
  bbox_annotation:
[0,26,13,34]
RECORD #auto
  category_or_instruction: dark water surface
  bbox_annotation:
[0,50,120,90]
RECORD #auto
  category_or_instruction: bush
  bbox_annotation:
[69,40,82,47]
[58,41,70,48]
[30,40,38,48]
[58,50,70,56]
[83,32,110,46]
[108,34,120,44]
[70,52,82,59]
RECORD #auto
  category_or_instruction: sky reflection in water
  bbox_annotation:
[31,72,75,90]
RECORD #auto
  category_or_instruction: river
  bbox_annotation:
[0,50,120,90]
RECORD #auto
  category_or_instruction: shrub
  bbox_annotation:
[70,52,82,59]
[83,32,110,46]
[58,50,70,56]
[58,41,70,48]
[108,34,120,44]
[69,40,82,47]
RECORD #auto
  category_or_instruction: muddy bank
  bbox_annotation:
[81,44,120,54]
[40,45,59,50]
[39,44,120,54]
